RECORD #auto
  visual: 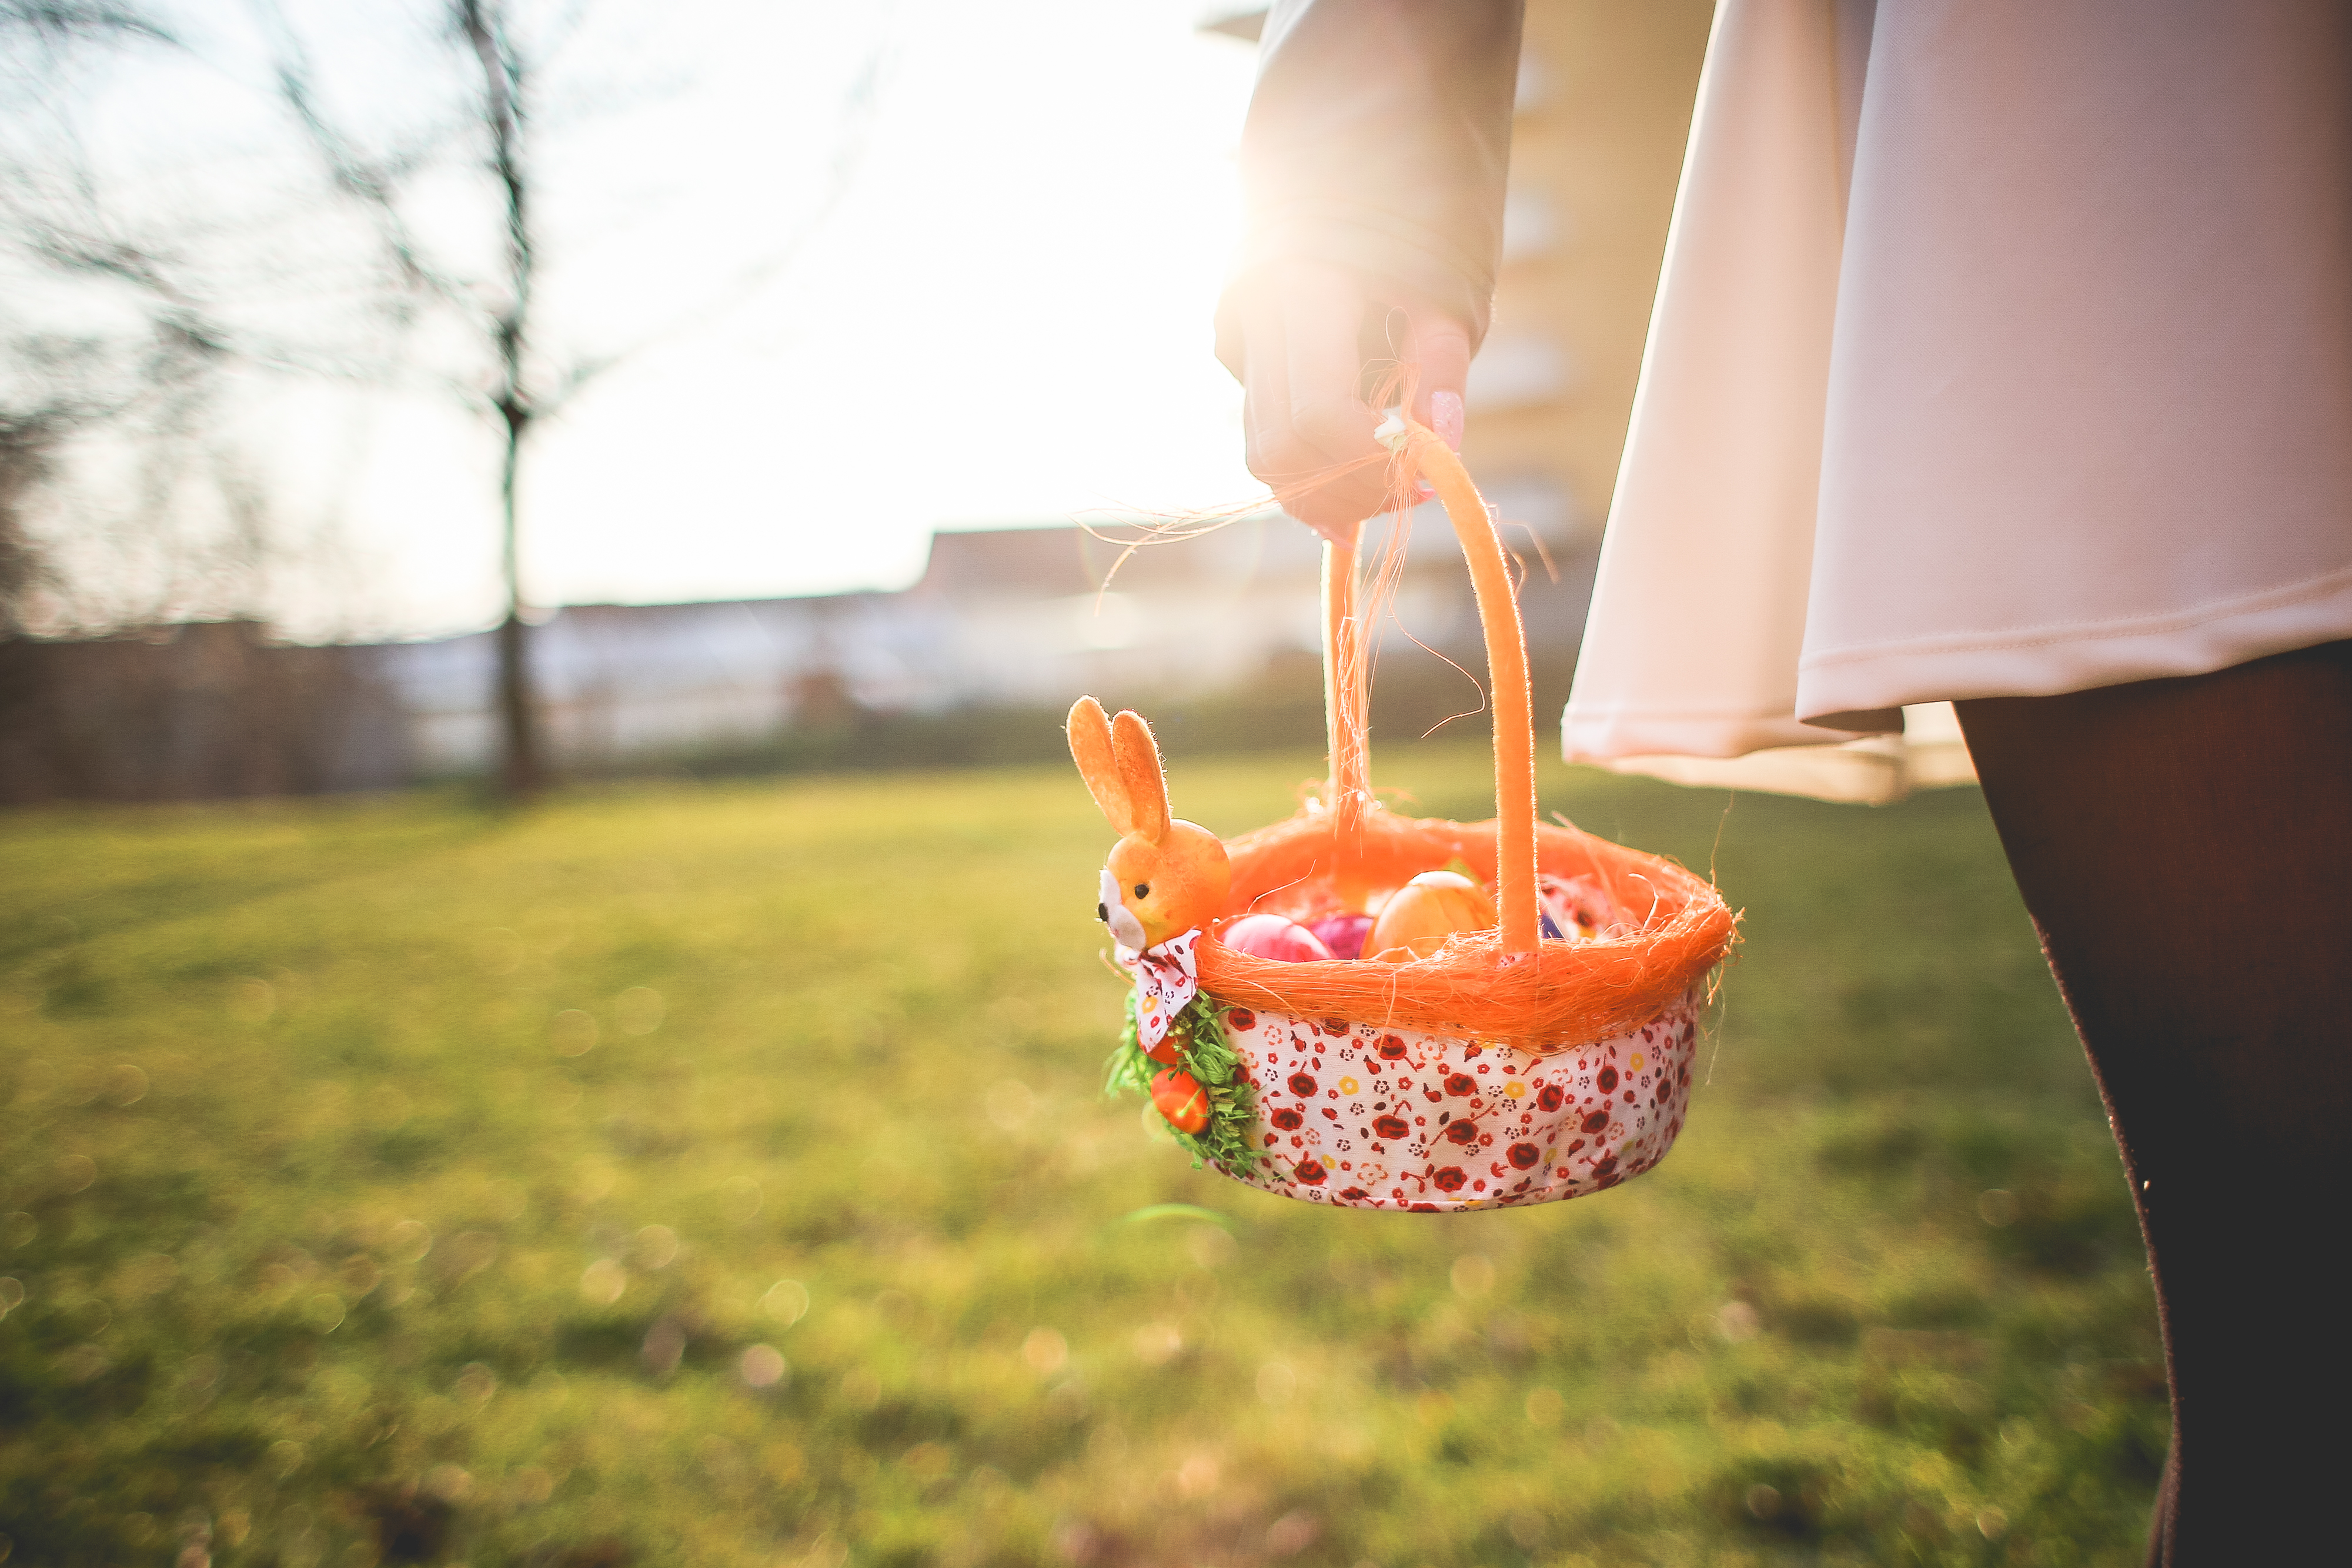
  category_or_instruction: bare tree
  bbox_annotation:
[255,0,560,794]
[265,0,880,800]
[2,0,406,640]
[6,0,879,796]
[0,245,298,634]
[0,410,61,633]
[0,0,171,61]
[459,1,548,798]
[0,0,251,634]
[0,2,146,637]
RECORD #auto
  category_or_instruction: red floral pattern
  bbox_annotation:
[1209,988,1704,1213]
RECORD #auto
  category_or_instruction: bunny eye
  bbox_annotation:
[1133,883,1151,900]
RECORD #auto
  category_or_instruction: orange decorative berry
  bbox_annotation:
[1149,1067,1211,1133]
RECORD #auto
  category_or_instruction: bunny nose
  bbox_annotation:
[1098,868,1148,950]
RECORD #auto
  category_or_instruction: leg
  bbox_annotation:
[1957,642,2352,1565]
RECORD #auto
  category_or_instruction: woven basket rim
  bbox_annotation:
[1192,805,1737,1053]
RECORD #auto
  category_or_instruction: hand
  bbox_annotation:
[1233,258,1470,546]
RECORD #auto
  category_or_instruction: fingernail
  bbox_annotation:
[1432,390,1465,452]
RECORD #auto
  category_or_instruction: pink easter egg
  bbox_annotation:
[1221,913,1335,964]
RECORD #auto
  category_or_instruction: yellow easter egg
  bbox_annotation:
[1367,871,1498,962]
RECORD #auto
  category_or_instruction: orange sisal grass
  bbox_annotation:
[1196,810,1735,1054]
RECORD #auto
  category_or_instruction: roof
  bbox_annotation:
[911,527,1098,598]
[1199,6,1268,43]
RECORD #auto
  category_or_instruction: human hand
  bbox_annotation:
[1232,258,1469,546]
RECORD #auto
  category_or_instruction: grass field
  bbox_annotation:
[0,746,2166,1567]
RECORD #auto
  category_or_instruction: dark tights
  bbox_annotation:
[1957,642,2352,1565]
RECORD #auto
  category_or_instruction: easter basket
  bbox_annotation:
[1075,417,1738,1212]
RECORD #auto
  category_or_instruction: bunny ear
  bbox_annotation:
[1067,696,1135,835]
[1111,709,1171,845]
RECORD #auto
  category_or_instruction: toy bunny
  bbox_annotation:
[1067,696,1230,1053]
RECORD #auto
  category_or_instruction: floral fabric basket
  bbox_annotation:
[1216,997,1703,1211]
[1077,418,1737,1212]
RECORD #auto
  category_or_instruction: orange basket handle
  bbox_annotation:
[1323,416,1541,955]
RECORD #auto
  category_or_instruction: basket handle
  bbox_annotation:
[1322,417,1541,955]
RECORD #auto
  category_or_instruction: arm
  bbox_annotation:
[1216,0,1524,540]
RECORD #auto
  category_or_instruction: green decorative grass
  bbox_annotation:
[1104,991,1262,1179]
[0,747,2164,1566]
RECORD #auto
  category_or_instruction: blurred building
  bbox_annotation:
[0,501,1601,799]
[0,620,409,804]
[374,516,1331,778]
[368,500,1595,781]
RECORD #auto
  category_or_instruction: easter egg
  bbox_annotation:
[1221,913,1334,963]
[1149,1067,1211,1133]
[1307,912,1374,960]
[1366,870,1497,962]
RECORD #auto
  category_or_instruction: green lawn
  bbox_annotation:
[0,747,2164,1567]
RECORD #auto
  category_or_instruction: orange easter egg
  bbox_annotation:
[1366,870,1497,962]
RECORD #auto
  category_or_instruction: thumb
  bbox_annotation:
[1403,312,1471,451]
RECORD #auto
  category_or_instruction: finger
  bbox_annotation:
[1277,264,1394,531]
[1232,285,1327,496]
[1279,263,1380,468]
[1240,268,1375,541]
[1402,310,1472,451]
[1238,287,1355,543]
[1237,285,1291,486]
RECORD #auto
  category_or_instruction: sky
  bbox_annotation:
[13,0,1272,638]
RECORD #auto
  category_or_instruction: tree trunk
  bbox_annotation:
[493,404,540,798]
[466,0,543,801]
[494,609,539,797]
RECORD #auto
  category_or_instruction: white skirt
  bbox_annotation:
[1562,0,2352,803]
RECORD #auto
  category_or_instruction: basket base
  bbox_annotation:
[1210,989,1703,1211]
